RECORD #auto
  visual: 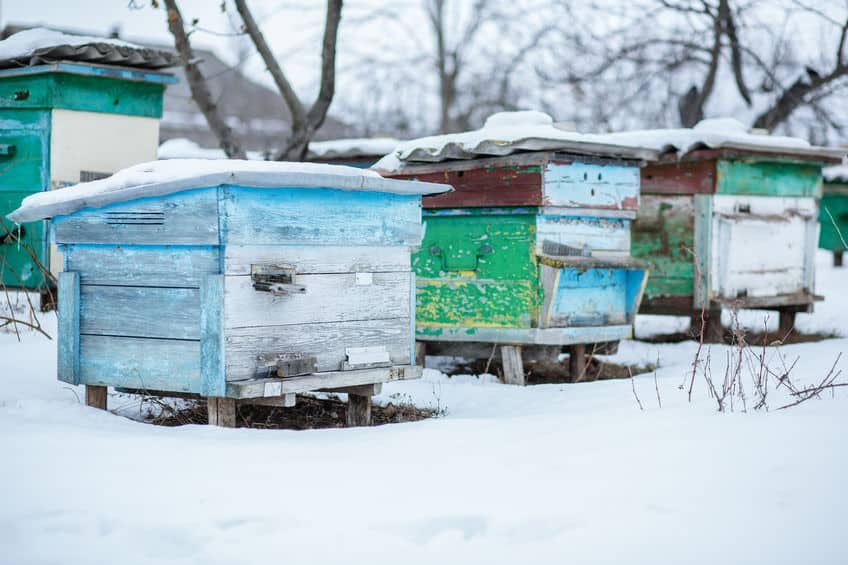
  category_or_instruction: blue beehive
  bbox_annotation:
[8,159,450,426]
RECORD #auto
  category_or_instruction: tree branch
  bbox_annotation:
[163,0,246,159]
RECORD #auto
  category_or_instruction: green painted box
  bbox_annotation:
[0,62,175,292]
[628,143,843,337]
[379,112,655,381]
[819,166,848,266]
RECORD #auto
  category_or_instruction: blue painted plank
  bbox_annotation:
[693,194,713,309]
[57,271,80,385]
[220,186,422,246]
[80,285,201,340]
[552,268,627,326]
[544,161,640,210]
[79,335,200,393]
[53,188,219,245]
[200,275,225,396]
[66,244,220,287]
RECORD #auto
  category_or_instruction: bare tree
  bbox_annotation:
[540,0,848,136]
[162,0,343,161]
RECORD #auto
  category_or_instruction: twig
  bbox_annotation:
[629,366,644,411]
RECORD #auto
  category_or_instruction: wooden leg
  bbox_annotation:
[501,345,525,386]
[207,397,237,428]
[85,385,107,410]
[779,309,796,338]
[692,310,723,343]
[570,343,587,382]
[834,250,844,267]
[347,394,372,427]
[415,341,427,367]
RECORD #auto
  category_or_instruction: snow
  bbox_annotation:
[824,163,848,183]
[308,137,401,160]
[2,249,847,564]
[372,111,657,170]
[0,27,140,61]
[7,158,450,223]
[158,138,402,162]
[604,117,845,158]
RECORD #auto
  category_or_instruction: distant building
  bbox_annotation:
[1,23,355,154]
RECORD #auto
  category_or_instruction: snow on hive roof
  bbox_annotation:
[159,137,403,161]
[603,118,846,161]
[308,138,402,160]
[824,164,848,183]
[0,27,177,69]
[7,159,451,223]
[372,111,657,170]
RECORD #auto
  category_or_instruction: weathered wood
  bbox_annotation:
[322,383,382,396]
[239,394,296,408]
[549,268,628,327]
[536,214,631,255]
[416,324,634,346]
[224,244,409,275]
[220,186,422,246]
[223,271,411,329]
[85,385,107,410]
[641,159,716,195]
[346,394,372,427]
[227,365,419,398]
[779,309,796,337]
[835,250,844,267]
[57,271,80,384]
[543,161,640,210]
[715,160,822,197]
[414,341,427,367]
[693,194,713,310]
[200,275,226,397]
[501,345,525,386]
[207,397,237,427]
[79,285,200,340]
[66,245,219,287]
[54,189,219,245]
[225,318,410,381]
[79,335,200,392]
[691,310,723,343]
[570,343,587,382]
[390,157,545,208]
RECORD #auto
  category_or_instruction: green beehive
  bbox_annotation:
[0,29,175,294]
[603,120,845,340]
[379,112,655,383]
[819,165,848,266]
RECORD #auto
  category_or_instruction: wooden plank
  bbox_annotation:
[66,245,219,287]
[80,285,200,339]
[501,345,525,386]
[227,365,419,398]
[550,268,628,327]
[220,186,422,246]
[416,324,633,346]
[641,159,716,195]
[200,275,226,397]
[391,163,544,208]
[54,189,219,245]
[543,161,640,210]
[57,271,80,385]
[85,385,107,410]
[631,195,695,300]
[570,343,587,382]
[224,245,409,276]
[321,383,382,396]
[347,394,372,427]
[79,335,200,393]
[225,317,411,381]
[536,214,630,254]
[207,397,237,427]
[224,271,411,329]
[240,394,296,408]
[716,160,823,198]
[693,195,713,310]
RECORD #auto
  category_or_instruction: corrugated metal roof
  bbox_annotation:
[0,42,177,70]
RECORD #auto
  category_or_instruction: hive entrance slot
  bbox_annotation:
[104,211,165,225]
[251,263,307,295]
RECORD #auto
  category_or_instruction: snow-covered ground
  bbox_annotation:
[2,251,847,564]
